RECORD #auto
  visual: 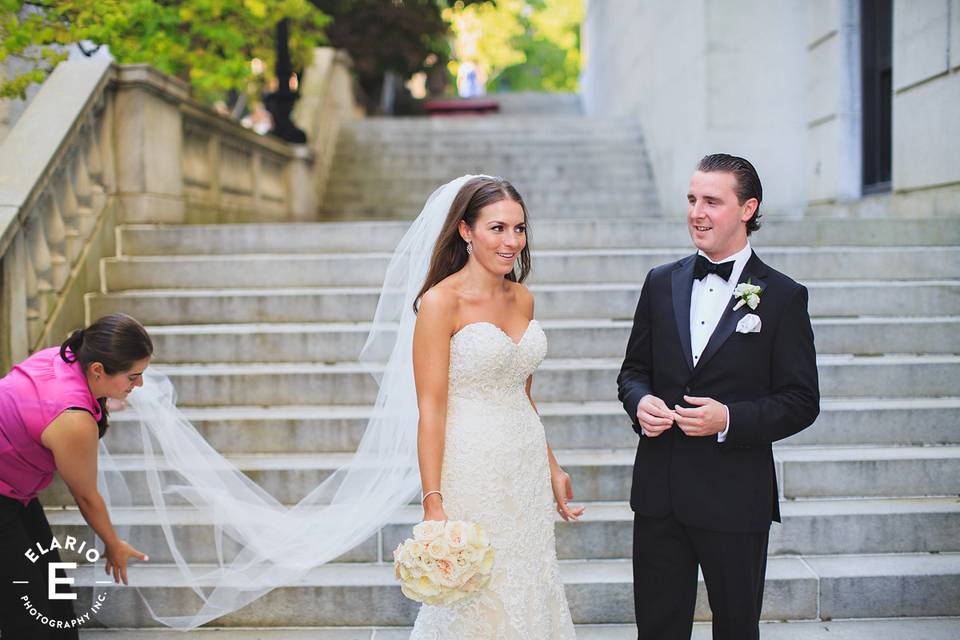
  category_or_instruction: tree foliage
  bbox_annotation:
[0,0,329,102]
[446,0,583,93]
[309,0,486,111]
[310,0,447,109]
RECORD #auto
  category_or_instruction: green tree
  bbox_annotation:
[0,0,329,102]
[310,0,488,112]
[446,0,583,93]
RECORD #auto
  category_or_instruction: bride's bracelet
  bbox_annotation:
[421,490,443,505]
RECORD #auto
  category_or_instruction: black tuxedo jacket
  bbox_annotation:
[618,251,820,532]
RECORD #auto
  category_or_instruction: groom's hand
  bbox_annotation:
[674,395,727,437]
[637,394,676,437]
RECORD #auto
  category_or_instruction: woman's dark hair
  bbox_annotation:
[697,153,763,235]
[415,177,532,312]
[59,313,153,438]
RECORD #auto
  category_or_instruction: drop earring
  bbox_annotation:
[466,241,473,255]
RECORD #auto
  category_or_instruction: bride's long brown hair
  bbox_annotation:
[414,176,532,312]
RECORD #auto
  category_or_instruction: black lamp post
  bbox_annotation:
[265,18,308,143]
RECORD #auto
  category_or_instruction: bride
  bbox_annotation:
[409,176,580,638]
[116,175,580,633]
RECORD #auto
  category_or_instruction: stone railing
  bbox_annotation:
[0,57,116,371]
[294,48,363,209]
[110,64,317,224]
[0,55,356,371]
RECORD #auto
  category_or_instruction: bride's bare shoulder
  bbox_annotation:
[508,280,535,318]
[417,280,460,322]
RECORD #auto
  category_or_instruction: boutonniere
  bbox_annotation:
[732,280,762,311]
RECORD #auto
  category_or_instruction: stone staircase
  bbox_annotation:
[36,115,958,638]
[320,117,659,218]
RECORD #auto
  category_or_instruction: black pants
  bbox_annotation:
[633,512,769,640]
[0,495,78,639]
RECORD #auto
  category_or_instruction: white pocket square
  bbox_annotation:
[736,313,762,334]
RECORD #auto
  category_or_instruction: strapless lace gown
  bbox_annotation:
[410,320,576,639]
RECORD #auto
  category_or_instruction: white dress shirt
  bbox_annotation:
[689,241,752,442]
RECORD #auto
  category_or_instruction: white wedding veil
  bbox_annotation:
[100,175,485,628]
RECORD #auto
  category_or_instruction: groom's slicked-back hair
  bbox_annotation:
[697,153,763,235]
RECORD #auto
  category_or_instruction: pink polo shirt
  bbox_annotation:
[0,347,102,504]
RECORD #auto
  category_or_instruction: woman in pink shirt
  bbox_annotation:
[0,313,153,639]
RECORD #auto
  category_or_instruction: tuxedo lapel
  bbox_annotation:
[691,251,769,376]
[671,256,696,370]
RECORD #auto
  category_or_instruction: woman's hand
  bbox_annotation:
[104,539,149,585]
[551,467,585,522]
[421,493,448,523]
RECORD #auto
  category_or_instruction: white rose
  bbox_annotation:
[413,520,446,542]
[444,520,470,549]
[427,537,451,560]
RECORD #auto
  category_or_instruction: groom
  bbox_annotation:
[618,154,820,639]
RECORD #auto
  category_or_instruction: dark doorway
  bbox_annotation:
[861,0,893,192]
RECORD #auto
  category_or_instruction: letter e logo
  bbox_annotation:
[48,562,77,600]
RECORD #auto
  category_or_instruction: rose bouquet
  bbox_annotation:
[393,519,494,605]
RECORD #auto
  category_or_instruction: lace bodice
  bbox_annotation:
[447,320,547,402]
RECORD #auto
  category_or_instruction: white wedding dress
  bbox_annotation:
[410,319,576,639]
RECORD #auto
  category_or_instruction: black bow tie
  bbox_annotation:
[693,254,734,281]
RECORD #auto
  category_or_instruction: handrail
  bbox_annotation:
[0,56,114,261]
[0,57,115,369]
[0,58,321,371]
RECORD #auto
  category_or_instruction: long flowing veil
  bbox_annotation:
[99,175,484,628]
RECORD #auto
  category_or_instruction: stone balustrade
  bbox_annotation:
[0,57,116,371]
[0,52,355,371]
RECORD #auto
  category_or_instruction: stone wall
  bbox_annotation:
[805,0,862,205]
[582,0,960,216]
[582,0,807,217]
[891,0,960,215]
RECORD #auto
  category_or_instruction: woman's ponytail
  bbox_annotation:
[58,314,153,438]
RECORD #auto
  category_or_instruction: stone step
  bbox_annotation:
[328,149,648,164]
[335,134,640,145]
[775,445,960,498]
[116,219,960,256]
[101,398,960,454]
[76,618,960,640]
[101,247,960,291]
[39,446,960,507]
[143,318,960,364]
[332,138,648,149]
[320,194,659,216]
[325,175,654,190]
[84,280,960,325]
[139,355,959,406]
[330,139,648,153]
[327,163,652,181]
[323,176,655,194]
[46,498,960,565]
[330,149,650,164]
[66,554,960,626]
[319,196,660,215]
[338,115,638,132]
[335,127,634,139]
[319,202,658,219]
[325,159,652,182]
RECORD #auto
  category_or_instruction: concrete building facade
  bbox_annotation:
[582,0,960,218]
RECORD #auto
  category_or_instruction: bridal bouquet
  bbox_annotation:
[393,520,494,605]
